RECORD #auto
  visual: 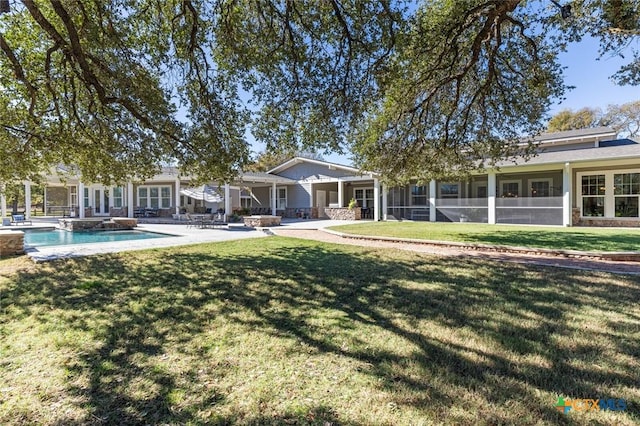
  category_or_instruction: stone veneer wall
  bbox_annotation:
[324,207,361,220]
[572,208,640,227]
[58,218,137,231]
[243,215,281,227]
[0,230,24,257]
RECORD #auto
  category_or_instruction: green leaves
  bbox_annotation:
[0,1,637,186]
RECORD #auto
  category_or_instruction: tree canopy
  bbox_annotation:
[0,1,638,186]
[547,101,640,138]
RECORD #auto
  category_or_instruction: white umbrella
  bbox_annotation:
[180,184,224,203]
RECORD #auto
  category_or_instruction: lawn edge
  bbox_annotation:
[322,228,640,262]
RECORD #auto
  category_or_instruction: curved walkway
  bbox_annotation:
[272,229,640,276]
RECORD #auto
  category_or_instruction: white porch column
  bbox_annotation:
[381,183,388,221]
[224,183,231,221]
[337,178,343,207]
[78,182,85,218]
[174,178,181,215]
[127,182,134,218]
[373,178,380,222]
[429,180,437,222]
[0,183,6,219]
[563,162,572,227]
[488,171,496,224]
[24,181,31,219]
[271,181,277,215]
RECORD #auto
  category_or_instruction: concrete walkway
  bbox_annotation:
[25,224,268,262]
[21,218,361,262]
[17,218,640,274]
[272,228,640,276]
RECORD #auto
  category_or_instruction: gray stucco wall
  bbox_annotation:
[287,183,312,207]
[276,162,357,180]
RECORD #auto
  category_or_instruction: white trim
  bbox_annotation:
[137,185,172,209]
[499,179,521,198]
[577,168,640,219]
[527,177,554,198]
[488,172,496,224]
[353,187,374,208]
[267,156,370,176]
[269,186,288,210]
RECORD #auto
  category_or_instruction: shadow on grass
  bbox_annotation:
[4,237,640,424]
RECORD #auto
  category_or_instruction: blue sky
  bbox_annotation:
[552,36,640,114]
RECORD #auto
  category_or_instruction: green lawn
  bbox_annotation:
[1,237,639,425]
[329,221,640,252]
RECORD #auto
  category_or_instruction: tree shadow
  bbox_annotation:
[4,237,640,424]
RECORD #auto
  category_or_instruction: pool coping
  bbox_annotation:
[23,224,268,262]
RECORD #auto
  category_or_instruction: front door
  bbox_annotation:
[94,188,110,215]
[316,190,327,218]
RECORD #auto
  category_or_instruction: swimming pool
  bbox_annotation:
[23,228,174,247]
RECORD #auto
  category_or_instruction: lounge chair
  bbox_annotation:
[11,213,32,226]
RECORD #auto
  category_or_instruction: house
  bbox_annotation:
[2,127,639,227]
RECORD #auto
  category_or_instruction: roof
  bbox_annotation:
[496,139,640,168]
[266,156,366,175]
[525,127,618,148]
[237,171,297,185]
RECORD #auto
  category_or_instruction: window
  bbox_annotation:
[240,189,252,209]
[160,187,171,208]
[354,188,374,208]
[113,187,123,208]
[138,186,171,209]
[270,187,287,209]
[70,186,78,207]
[500,180,520,197]
[614,173,640,217]
[411,184,427,205]
[529,178,553,197]
[138,187,148,207]
[439,183,459,198]
[84,187,89,208]
[581,174,605,216]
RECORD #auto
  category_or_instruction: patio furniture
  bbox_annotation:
[11,214,32,226]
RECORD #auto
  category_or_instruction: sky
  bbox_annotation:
[552,36,640,114]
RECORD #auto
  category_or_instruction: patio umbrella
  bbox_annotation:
[180,184,224,203]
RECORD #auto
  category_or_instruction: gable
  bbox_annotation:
[273,162,362,180]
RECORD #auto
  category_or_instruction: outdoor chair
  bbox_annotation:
[11,213,32,226]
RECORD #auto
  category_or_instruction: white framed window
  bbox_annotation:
[270,187,287,209]
[113,187,123,208]
[138,186,171,209]
[354,187,374,208]
[69,186,78,207]
[580,174,606,217]
[240,189,252,209]
[614,172,640,217]
[500,180,521,198]
[83,187,89,208]
[528,178,553,198]
[438,183,459,199]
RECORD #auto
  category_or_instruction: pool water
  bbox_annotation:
[23,229,173,247]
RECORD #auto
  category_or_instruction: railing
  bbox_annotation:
[496,196,563,225]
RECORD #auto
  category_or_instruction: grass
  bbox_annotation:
[328,221,640,252]
[1,237,639,425]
